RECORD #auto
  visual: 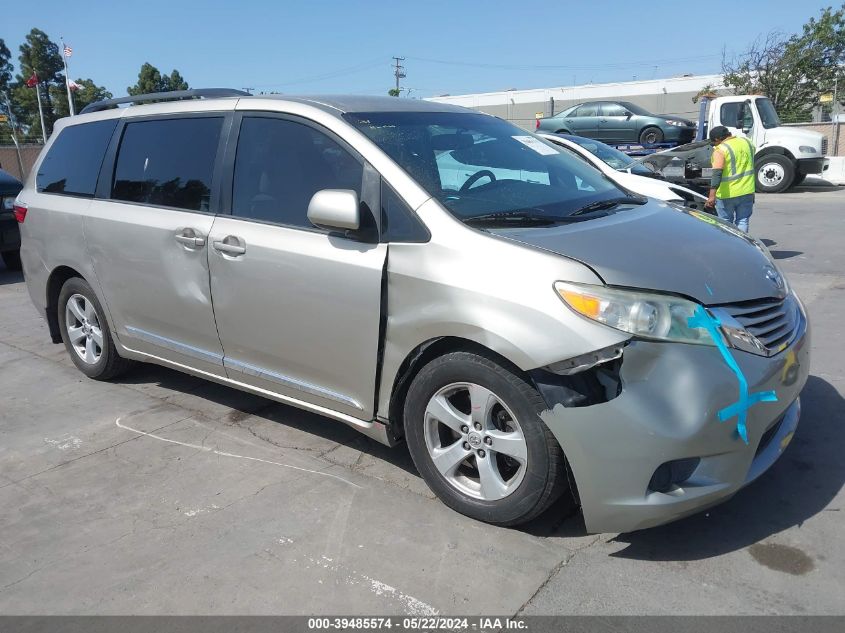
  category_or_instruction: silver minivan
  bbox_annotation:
[16,91,809,533]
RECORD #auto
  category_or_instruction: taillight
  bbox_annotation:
[13,203,27,223]
[535,118,540,130]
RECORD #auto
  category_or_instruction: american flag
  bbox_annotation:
[63,44,72,57]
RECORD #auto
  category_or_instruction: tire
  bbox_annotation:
[791,173,806,187]
[639,127,664,145]
[555,129,571,135]
[403,351,574,526]
[755,154,794,193]
[58,277,134,380]
[2,250,21,271]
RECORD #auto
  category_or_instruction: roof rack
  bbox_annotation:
[79,88,252,115]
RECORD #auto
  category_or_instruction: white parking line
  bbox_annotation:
[115,417,362,488]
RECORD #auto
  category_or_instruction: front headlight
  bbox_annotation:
[555,282,716,346]
[665,120,687,127]
[798,145,817,154]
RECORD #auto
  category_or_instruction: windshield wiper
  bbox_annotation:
[569,195,647,217]
[464,210,569,226]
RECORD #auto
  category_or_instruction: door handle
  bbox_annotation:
[175,231,205,248]
[213,238,246,256]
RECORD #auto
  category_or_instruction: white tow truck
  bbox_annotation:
[641,94,830,193]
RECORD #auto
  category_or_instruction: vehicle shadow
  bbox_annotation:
[0,265,23,286]
[769,250,803,260]
[113,363,422,477]
[778,178,843,193]
[609,375,844,560]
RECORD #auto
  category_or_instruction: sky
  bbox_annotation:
[3,0,838,99]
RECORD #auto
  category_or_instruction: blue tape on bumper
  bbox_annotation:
[688,306,778,444]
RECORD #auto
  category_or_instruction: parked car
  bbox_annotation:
[0,168,23,270]
[536,100,697,145]
[537,133,709,211]
[18,91,808,533]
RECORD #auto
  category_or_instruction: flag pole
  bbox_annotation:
[34,75,47,143]
[61,38,75,116]
[2,91,26,179]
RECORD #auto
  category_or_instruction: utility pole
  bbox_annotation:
[392,56,406,95]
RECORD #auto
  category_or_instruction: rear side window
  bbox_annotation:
[574,104,598,117]
[37,120,117,197]
[232,116,363,229]
[111,117,223,212]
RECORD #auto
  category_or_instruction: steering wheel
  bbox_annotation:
[460,170,497,192]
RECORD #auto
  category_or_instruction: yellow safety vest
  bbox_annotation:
[715,136,756,198]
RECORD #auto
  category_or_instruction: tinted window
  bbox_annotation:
[574,104,598,117]
[112,117,222,211]
[37,120,117,197]
[232,117,363,228]
[601,103,627,117]
[381,181,428,243]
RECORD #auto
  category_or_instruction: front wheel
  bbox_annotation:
[58,277,134,380]
[639,127,664,145]
[404,351,574,526]
[756,155,795,193]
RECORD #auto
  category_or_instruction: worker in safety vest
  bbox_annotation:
[704,125,756,233]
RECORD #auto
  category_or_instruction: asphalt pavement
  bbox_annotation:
[1,183,843,615]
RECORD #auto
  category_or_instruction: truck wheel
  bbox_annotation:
[403,351,575,526]
[756,155,794,193]
[58,277,134,380]
[1,250,22,271]
[639,127,664,144]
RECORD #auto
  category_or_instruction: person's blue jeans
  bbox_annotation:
[715,194,754,233]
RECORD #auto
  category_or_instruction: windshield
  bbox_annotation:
[345,111,623,221]
[756,98,781,129]
[564,136,636,170]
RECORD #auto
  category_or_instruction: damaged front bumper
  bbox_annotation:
[539,311,810,534]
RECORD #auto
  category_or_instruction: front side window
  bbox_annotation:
[563,136,636,171]
[111,117,222,212]
[600,103,627,117]
[345,111,623,222]
[720,102,742,129]
[37,119,117,197]
[756,98,780,129]
[232,117,363,228]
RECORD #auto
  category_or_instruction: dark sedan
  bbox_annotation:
[0,168,23,271]
[536,100,697,145]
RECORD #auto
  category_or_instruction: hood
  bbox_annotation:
[490,202,782,305]
[760,125,824,150]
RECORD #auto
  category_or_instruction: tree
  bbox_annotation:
[50,79,112,117]
[722,4,845,122]
[127,62,190,95]
[0,39,12,94]
[388,88,400,97]
[11,28,65,140]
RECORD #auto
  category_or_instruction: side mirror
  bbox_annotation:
[625,111,633,119]
[307,189,360,231]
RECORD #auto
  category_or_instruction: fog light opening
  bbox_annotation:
[648,457,701,493]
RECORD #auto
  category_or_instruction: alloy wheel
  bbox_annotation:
[65,293,103,365]
[423,382,528,500]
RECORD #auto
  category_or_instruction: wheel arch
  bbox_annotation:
[46,265,86,344]
[756,145,796,164]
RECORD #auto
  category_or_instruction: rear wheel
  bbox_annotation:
[756,154,794,193]
[58,277,134,380]
[555,129,571,135]
[1,250,21,271]
[639,127,664,144]
[404,351,574,526]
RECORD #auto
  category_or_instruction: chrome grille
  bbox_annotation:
[821,138,829,155]
[721,294,800,354]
